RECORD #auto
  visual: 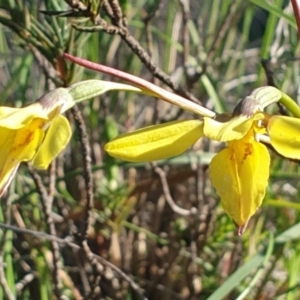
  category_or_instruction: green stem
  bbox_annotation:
[280,92,300,118]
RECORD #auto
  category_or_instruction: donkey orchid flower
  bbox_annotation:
[105,94,300,234]
[204,97,300,233]
[62,54,300,234]
[0,88,73,196]
[0,79,141,197]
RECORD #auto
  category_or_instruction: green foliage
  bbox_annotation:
[1,0,300,299]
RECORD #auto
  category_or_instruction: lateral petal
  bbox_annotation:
[105,120,203,162]
[32,115,72,169]
[268,116,300,159]
[0,119,45,195]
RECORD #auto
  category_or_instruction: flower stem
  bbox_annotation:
[280,92,300,118]
[64,53,216,118]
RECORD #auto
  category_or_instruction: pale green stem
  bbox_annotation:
[63,80,144,113]
[246,86,300,118]
[279,92,300,118]
[68,80,143,102]
[67,79,216,118]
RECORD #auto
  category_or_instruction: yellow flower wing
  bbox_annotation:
[0,119,45,196]
[268,116,300,159]
[0,128,18,196]
[0,103,48,129]
[203,113,264,142]
[105,120,203,162]
[0,164,19,197]
[209,137,270,231]
[32,115,72,169]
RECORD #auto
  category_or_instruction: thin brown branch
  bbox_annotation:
[27,165,62,299]
[16,273,36,294]
[74,2,203,105]
[152,163,197,216]
[105,0,124,26]
[70,106,94,240]
[0,198,15,300]
[179,0,190,68]
[0,261,15,300]
[260,59,287,116]
[0,223,148,300]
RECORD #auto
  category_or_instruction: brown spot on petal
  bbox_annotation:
[243,142,253,161]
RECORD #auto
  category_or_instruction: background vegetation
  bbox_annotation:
[1,0,300,299]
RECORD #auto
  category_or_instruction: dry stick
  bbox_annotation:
[102,0,114,19]
[260,59,277,87]
[86,275,102,300]
[64,0,95,15]
[260,59,286,116]
[70,106,94,239]
[184,240,198,297]
[199,0,246,78]
[27,165,62,299]
[117,29,202,104]
[179,0,190,70]
[0,223,148,300]
[0,263,14,300]
[105,0,124,26]
[0,198,15,300]
[206,1,246,61]
[91,2,202,105]
[152,164,197,216]
[70,107,101,298]
[145,246,182,298]
[142,0,164,59]
[16,273,35,294]
[29,45,62,86]
[177,0,195,121]
[142,0,163,124]
[253,248,283,299]
[81,241,105,300]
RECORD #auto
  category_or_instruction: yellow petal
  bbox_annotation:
[203,113,264,142]
[0,89,70,130]
[0,164,19,197]
[0,128,19,196]
[209,131,270,231]
[0,119,45,195]
[32,115,72,169]
[268,116,300,159]
[0,103,48,129]
[105,120,203,162]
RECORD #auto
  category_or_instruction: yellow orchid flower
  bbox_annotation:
[203,97,300,233]
[0,79,143,197]
[63,54,300,234]
[105,90,300,234]
[0,89,73,196]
